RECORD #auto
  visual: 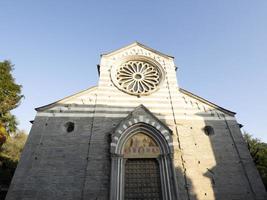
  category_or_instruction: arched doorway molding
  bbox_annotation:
[115,124,173,156]
[110,108,178,200]
[110,105,174,155]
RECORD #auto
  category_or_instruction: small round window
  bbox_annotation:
[203,126,214,136]
[64,122,75,133]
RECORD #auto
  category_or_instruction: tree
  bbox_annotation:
[0,61,23,142]
[0,60,24,199]
[243,132,267,189]
[0,130,28,161]
[0,131,28,198]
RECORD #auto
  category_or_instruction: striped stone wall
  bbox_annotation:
[6,43,266,200]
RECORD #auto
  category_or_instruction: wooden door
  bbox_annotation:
[124,158,162,200]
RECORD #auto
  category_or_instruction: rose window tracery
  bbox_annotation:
[115,60,161,95]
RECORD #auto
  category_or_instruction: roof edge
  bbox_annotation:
[179,88,236,116]
[101,42,174,59]
[35,86,98,112]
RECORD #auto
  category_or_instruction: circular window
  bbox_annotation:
[64,122,75,133]
[203,126,214,136]
[115,60,162,95]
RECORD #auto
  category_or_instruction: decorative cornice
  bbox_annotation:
[101,42,174,59]
[180,88,236,116]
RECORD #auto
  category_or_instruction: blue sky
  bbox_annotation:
[0,1,266,142]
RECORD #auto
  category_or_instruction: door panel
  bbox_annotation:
[124,159,162,200]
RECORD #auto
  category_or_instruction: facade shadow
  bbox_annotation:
[5,103,267,200]
[192,109,266,200]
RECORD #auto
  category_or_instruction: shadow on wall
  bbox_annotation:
[159,107,265,200]
[174,165,197,200]
[5,103,266,200]
[193,108,265,200]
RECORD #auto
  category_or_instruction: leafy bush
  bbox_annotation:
[0,131,27,187]
[243,132,267,189]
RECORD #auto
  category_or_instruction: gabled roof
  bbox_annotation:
[121,104,172,133]
[35,86,97,111]
[101,42,174,59]
[110,104,173,154]
[179,88,236,116]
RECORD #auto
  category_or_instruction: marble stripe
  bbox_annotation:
[48,104,222,115]
[36,112,236,121]
[42,109,224,118]
[110,143,117,147]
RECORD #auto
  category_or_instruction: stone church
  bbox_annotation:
[6,43,266,200]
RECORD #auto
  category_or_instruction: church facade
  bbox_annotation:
[6,43,266,200]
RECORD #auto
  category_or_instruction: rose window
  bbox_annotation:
[115,60,161,95]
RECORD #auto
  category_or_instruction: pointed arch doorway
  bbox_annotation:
[110,122,178,200]
[123,133,162,199]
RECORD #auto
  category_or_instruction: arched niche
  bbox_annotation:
[110,123,178,200]
[123,132,160,158]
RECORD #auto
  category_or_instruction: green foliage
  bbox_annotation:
[0,131,28,161]
[0,61,23,114]
[0,60,24,199]
[0,123,8,146]
[0,60,23,139]
[243,132,267,189]
[0,131,28,187]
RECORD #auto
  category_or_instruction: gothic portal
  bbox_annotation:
[6,43,266,200]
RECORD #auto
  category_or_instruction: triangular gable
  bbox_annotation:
[110,104,173,154]
[35,86,97,111]
[180,88,236,117]
[101,42,174,59]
